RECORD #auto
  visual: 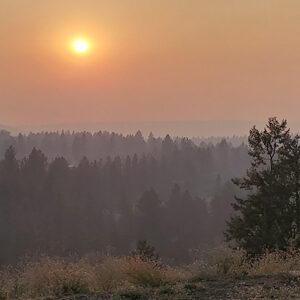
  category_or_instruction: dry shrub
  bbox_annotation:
[93,256,128,291]
[120,256,192,288]
[247,250,300,275]
[121,256,168,287]
[186,246,246,278]
[15,256,96,298]
[216,249,250,276]
[164,265,192,284]
[215,249,300,276]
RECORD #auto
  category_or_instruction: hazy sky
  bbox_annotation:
[1,0,300,127]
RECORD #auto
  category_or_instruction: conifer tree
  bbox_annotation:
[226,117,294,254]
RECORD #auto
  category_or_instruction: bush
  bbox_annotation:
[214,249,300,276]
[15,256,94,298]
[122,257,166,287]
[131,240,159,262]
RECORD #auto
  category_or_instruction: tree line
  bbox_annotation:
[0,130,248,175]
[0,133,248,264]
[2,118,300,263]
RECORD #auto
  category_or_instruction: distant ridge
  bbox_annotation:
[9,120,258,137]
[3,120,300,138]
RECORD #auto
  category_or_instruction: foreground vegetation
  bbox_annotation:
[1,249,300,299]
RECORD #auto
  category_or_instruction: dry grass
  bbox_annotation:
[180,247,300,281]
[1,250,300,299]
[0,255,188,299]
[215,249,300,276]
[0,256,96,299]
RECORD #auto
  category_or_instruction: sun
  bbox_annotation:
[74,40,88,53]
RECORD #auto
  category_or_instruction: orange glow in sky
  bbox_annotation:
[1,0,300,128]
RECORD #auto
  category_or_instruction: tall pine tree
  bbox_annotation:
[226,117,294,254]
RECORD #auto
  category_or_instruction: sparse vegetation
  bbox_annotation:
[0,249,300,299]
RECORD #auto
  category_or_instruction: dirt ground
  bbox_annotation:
[49,274,300,300]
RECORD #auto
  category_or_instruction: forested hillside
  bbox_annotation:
[0,131,249,264]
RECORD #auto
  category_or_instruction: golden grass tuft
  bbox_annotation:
[8,256,96,298]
